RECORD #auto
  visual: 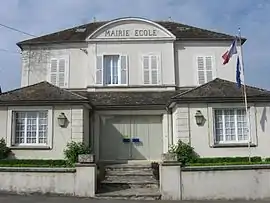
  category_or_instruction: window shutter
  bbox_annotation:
[50,59,58,86]
[120,55,128,84]
[151,55,158,84]
[197,56,205,85]
[143,56,150,84]
[205,56,213,82]
[58,59,66,87]
[96,55,103,85]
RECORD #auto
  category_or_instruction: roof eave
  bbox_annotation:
[93,104,167,110]
[0,100,91,107]
[178,37,247,45]
[172,96,270,103]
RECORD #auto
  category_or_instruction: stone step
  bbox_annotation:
[95,188,161,200]
[105,174,156,182]
[106,169,154,176]
[100,181,159,189]
[105,164,153,171]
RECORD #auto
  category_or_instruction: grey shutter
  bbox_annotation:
[96,55,103,85]
[120,55,128,84]
[205,56,213,82]
[197,56,205,85]
[58,59,66,87]
[143,55,150,84]
[50,59,58,85]
[151,55,158,84]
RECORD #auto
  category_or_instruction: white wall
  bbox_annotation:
[21,44,88,89]
[161,164,270,200]
[0,164,96,197]
[175,41,240,87]
[173,103,270,158]
[87,41,175,87]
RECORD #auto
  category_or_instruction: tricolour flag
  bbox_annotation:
[222,39,237,65]
[236,55,241,88]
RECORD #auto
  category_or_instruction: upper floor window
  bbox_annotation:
[48,56,69,88]
[143,54,160,85]
[196,56,214,85]
[214,109,248,144]
[96,55,128,85]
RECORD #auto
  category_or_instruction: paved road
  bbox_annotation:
[0,194,270,203]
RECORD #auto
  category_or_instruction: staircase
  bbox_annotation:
[96,163,161,200]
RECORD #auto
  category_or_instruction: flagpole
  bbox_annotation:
[238,27,251,162]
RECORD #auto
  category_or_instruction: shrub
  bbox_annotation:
[169,140,198,165]
[194,156,262,164]
[0,159,68,167]
[0,138,11,159]
[64,141,91,165]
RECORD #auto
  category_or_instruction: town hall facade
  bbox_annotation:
[0,17,270,161]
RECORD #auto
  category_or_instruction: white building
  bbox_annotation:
[1,17,270,161]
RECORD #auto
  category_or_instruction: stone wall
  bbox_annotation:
[0,164,96,197]
[160,163,270,200]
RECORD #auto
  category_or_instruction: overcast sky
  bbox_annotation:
[0,0,269,91]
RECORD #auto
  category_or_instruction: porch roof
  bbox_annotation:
[171,78,270,103]
[0,82,89,105]
[73,90,182,109]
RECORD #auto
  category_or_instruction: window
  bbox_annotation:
[13,111,48,145]
[49,56,69,88]
[197,56,213,85]
[214,109,248,143]
[95,55,128,85]
[143,55,160,85]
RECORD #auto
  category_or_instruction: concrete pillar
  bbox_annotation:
[75,163,96,197]
[160,162,182,200]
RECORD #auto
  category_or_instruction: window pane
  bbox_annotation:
[236,109,248,141]
[26,112,37,144]
[214,108,248,143]
[14,111,48,145]
[103,55,119,85]
[38,112,48,144]
[15,112,25,144]
[214,110,223,142]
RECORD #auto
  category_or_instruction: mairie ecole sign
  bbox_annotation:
[104,29,158,37]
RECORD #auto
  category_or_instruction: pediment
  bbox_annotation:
[87,17,175,41]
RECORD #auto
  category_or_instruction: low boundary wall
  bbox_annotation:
[160,163,270,200]
[0,163,96,197]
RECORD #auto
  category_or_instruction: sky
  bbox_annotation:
[0,0,269,91]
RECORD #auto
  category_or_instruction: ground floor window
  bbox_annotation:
[214,109,248,143]
[13,111,48,145]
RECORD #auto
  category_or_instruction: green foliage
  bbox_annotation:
[193,156,262,164]
[169,140,198,165]
[64,141,91,165]
[0,138,11,159]
[0,159,68,167]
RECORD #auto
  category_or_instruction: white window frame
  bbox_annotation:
[213,108,249,144]
[194,55,216,85]
[142,53,161,85]
[207,104,257,147]
[7,106,53,148]
[48,55,70,88]
[96,53,128,86]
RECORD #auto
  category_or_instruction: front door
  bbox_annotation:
[99,115,163,161]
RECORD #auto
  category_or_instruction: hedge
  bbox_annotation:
[192,156,262,164]
[0,159,70,167]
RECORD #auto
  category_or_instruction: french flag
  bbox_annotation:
[222,39,237,65]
